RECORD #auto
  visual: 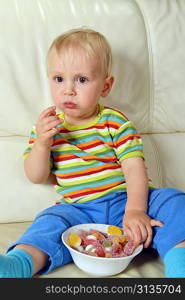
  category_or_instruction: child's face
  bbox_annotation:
[47,47,114,125]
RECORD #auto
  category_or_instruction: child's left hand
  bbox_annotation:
[122,210,163,248]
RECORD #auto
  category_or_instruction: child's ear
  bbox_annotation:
[101,76,115,97]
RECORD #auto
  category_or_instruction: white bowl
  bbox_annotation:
[62,223,143,277]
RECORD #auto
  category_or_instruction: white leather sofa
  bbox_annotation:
[1,0,185,278]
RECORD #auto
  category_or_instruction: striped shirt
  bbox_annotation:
[23,104,146,203]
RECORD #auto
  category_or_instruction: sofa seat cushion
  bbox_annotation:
[0,222,164,278]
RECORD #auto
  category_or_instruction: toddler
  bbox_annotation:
[1,28,185,278]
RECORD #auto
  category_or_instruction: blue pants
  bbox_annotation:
[7,188,185,275]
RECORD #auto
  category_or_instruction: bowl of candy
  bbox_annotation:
[62,223,143,276]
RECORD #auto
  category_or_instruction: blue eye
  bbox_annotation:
[55,76,63,83]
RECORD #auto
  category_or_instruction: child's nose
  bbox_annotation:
[64,89,76,96]
[64,81,76,96]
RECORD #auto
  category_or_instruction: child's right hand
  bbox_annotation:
[35,106,62,147]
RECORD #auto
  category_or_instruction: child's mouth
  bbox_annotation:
[64,102,77,109]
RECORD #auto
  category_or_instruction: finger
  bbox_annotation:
[39,106,56,120]
[131,225,142,246]
[38,117,58,129]
[123,227,133,241]
[150,219,164,227]
[43,127,59,139]
[124,226,141,246]
[144,225,153,248]
[138,225,148,244]
[44,115,61,123]
[41,115,63,128]
[43,119,62,132]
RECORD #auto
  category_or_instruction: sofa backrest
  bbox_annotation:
[1,0,185,222]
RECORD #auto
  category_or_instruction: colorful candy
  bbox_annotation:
[67,226,136,258]
[68,232,82,247]
[107,225,122,236]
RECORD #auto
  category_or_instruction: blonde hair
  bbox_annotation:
[47,28,112,77]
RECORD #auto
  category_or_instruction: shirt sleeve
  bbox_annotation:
[22,125,37,158]
[22,125,53,168]
[113,120,144,162]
